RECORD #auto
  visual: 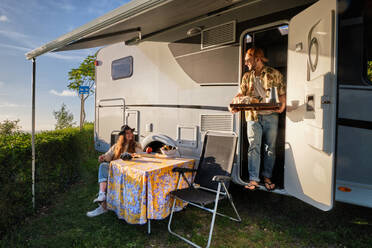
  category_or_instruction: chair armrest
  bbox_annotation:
[212,175,231,182]
[172,167,197,174]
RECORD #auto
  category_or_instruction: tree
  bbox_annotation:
[368,61,372,82]
[67,54,96,130]
[53,103,76,130]
[0,119,21,135]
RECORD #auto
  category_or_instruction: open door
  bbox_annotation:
[285,0,337,211]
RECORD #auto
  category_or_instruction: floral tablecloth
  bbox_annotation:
[106,156,195,224]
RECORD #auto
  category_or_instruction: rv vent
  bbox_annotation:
[200,114,233,132]
[201,21,236,50]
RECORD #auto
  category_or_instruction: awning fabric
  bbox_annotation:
[25,0,244,59]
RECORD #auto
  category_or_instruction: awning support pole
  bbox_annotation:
[31,57,36,210]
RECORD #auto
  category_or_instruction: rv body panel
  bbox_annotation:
[335,125,372,208]
[335,89,372,207]
[95,41,238,156]
[333,0,372,209]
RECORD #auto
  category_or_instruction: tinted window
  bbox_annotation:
[338,0,366,86]
[365,2,372,83]
[112,56,133,80]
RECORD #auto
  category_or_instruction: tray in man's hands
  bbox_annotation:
[230,103,281,111]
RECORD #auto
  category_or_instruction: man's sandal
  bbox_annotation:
[264,179,275,191]
[244,183,258,191]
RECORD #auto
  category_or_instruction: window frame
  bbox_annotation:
[111,56,133,80]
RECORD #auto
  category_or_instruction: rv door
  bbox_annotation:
[285,0,337,211]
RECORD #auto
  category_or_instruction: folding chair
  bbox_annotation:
[168,131,241,248]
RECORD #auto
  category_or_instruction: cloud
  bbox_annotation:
[0,114,18,121]
[0,43,29,52]
[0,29,41,51]
[45,52,84,61]
[0,30,28,40]
[0,81,4,88]
[0,15,9,22]
[49,2,76,11]
[0,102,22,108]
[50,89,77,97]
[0,42,85,60]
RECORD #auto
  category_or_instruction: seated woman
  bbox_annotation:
[87,125,142,217]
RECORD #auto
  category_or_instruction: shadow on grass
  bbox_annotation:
[1,157,371,248]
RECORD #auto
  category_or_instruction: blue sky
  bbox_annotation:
[0,0,130,131]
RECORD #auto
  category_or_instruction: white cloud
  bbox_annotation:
[0,29,41,51]
[0,15,9,22]
[0,102,22,108]
[0,30,28,40]
[0,114,17,121]
[49,2,76,12]
[0,42,85,61]
[0,43,29,52]
[50,89,77,97]
[45,52,84,61]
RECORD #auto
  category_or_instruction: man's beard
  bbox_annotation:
[248,61,256,72]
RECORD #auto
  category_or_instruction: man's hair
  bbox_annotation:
[246,47,268,62]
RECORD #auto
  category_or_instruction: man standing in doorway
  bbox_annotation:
[229,47,286,191]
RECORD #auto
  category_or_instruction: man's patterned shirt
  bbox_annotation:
[239,65,286,121]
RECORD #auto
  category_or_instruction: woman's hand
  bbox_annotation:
[131,153,140,158]
[98,155,105,162]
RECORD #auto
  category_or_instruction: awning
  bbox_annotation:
[25,0,316,59]
[25,0,246,59]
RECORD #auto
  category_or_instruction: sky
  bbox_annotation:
[0,0,130,131]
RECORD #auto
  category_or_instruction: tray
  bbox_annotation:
[230,103,281,111]
[135,153,177,159]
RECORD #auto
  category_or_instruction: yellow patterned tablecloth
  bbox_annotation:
[106,156,194,224]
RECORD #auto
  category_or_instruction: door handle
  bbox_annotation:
[321,95,331,104]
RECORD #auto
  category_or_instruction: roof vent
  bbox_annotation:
[200,114,233,132]
[201,21,236,50]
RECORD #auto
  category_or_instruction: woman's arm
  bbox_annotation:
[100,145,115,162]
[134,142,143,154]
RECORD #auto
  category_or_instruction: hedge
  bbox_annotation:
[0,124,96,237]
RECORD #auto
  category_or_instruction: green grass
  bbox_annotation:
[2,157,371,248]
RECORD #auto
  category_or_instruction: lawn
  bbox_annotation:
[2,157,371,248]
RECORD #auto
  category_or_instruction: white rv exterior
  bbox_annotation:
[94,0,372,211]
[26,0,372,211]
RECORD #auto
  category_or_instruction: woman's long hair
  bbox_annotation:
[113,132,136,159]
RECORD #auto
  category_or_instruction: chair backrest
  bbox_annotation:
[194,131,238,191]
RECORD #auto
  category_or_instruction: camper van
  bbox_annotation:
[26,0,372,212]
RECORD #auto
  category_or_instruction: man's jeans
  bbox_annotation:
[98,162,109,183]
[247,113,278,182]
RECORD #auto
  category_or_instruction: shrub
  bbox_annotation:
[0,124,96,237]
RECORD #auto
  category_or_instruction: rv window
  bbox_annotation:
[365,4,372,83]
[112,56,133,80]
